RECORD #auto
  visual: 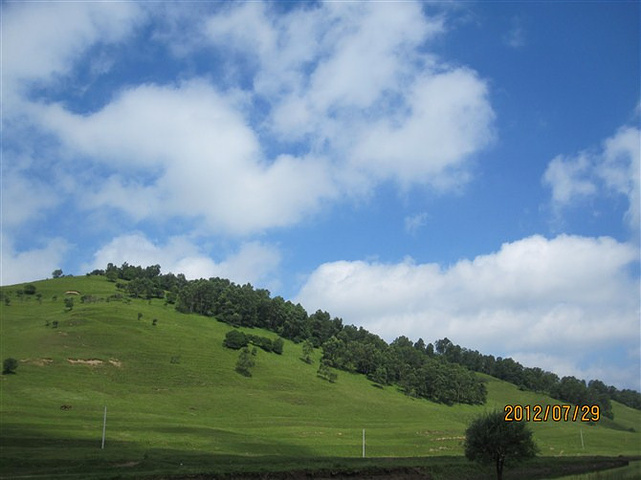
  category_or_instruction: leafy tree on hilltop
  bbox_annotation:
[464,410,538,480]
[52,269,63,279]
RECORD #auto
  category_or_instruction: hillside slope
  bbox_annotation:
[1,276,639,477]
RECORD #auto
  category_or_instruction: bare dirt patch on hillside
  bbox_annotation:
[67,358,104,366]
[20,358,54,366]
[109,358,123,367]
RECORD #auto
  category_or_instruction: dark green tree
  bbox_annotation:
[235,347,255,377]
[23,284,36,295]
[52,269,63,278]
[272,338,284,355]
[3,357,18,374]
[464,410,538,480]
[64,297,73,310]
[368,366,389,386]
[224,330,248,350]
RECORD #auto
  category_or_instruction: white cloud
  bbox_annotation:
[543,124,640,230]
[504,17,525,48]
[1,235,69,286]
[600,126,640,230]
[2,2,143,104]
[1,163,61,229]
[295,234,640,388]
[205,1,493,190]
[350,68,494,187]
[85,233,281,287]
[514,351,640,390]
[404,212,429,235]
[7,2,495,238]
[543,154,597,205]
[32,80,337,235]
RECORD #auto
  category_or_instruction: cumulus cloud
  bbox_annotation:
[514,351,640,393]
[295,234,640,388]
[350,68,494,187]
[7,2,495,238]
[543,154,596,204]
[206,1,493,189]
[1,235,69,286]
[404,212,429,235]
[2,2,143,104]
[600,126,641,230]
[543,125,640,230]
[32,80,337,234]
[84,233,281,287]
[1,163,61,229]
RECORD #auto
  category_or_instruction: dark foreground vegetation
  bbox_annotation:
[83,262,641,415]
[1,453,636,480]
[157,456,637,480]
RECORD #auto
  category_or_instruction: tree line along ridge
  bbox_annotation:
[55,262,638,413]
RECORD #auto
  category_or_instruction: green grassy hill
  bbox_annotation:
[1,276,639,479]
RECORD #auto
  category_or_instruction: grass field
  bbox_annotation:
[1,276,639,479]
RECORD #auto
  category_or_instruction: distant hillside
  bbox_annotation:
[79,263,641,414]
[1,274,640,478]
[0,276,641,456]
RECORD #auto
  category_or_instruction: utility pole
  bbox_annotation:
[362,429,365,458]
[101,406,107,449]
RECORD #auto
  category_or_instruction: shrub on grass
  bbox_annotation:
[272,338,284,355]
[235,347,255,377]
[301,340,314,364]
[3,358,18,375]
[224,330,248,349]
[317,360,337,383]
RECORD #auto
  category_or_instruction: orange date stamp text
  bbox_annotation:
[504,404,600,423]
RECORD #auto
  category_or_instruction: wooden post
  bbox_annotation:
[580,427,584,450]
[362,429,365,458]
[101,406,107,449]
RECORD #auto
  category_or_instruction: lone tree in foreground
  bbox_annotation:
[464,409,538,480]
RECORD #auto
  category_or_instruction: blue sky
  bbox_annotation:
[2,1,639,390]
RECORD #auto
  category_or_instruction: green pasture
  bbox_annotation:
[1,276,639,478]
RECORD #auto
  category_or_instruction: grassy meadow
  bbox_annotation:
[1,276,639,479]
